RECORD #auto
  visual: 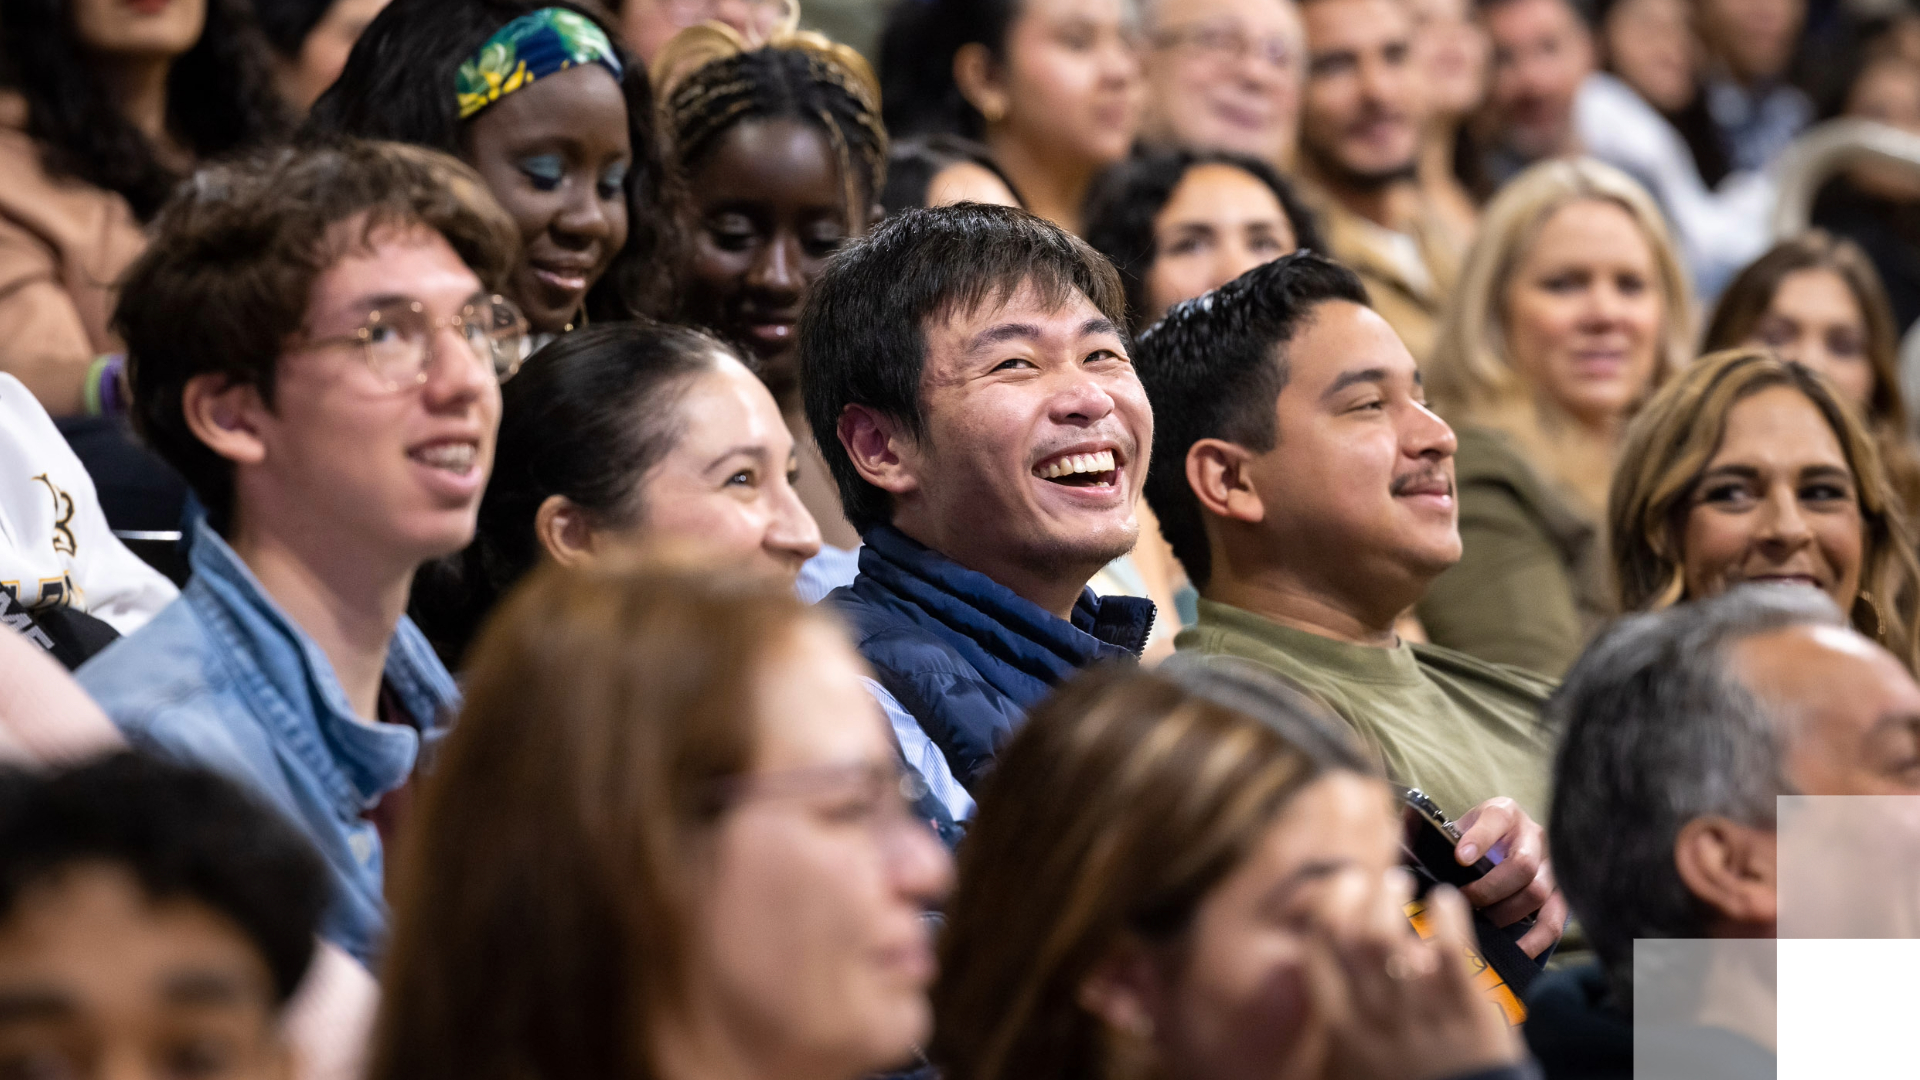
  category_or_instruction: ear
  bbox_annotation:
[953,42,1009,126]
[181,372,270,468]
[1186,439,1266,525]
[1076,940,1167,1045]
[535,494,601,568]
[1674,815,1779,931]
[837,404,922,499]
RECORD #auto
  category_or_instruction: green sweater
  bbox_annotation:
[1177,599,1557,823]
[1416,424,1614,679]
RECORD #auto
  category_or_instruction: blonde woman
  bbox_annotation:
[1611,348,1920,672]
[1418,158,1694,677]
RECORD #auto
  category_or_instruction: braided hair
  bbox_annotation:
[655,26,888,234]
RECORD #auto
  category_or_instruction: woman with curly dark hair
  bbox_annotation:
[0,0,287,417]
[306,0,678,335]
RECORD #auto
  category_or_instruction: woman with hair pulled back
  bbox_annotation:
[654,21,887,549]
[411,321,822,665]
[934,661,1530,1080]
[306,0,676,336]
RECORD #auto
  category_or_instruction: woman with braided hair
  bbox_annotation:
[655,22,888,549]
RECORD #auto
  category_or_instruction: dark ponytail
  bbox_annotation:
[410,321,728,665]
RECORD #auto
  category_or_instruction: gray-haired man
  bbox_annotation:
[1528,585,1920,1078]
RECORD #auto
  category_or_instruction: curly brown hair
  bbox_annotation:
[115,138,521,532]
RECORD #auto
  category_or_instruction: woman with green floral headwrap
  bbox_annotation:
[307,0,679,336]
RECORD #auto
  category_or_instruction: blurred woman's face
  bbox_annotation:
[682,118,862,399]
[1603,0,1695,114]
[1746,268,1876,413]
[1682,385,1865,613]
[71,0,205,58]
[1502,198,1665,432]
[1127,773,1403,1079]
[466,64,632,335]
[995,0,1145,169]
[1408,0,1489,122]
[1143,163,1297,322]
[682,620,954,1078]
[1844,59,1920,200]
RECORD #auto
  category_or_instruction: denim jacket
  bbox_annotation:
[77,519,456,968]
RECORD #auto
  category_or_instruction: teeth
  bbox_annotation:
[1035,449,1116,479]
[413,443,476,473]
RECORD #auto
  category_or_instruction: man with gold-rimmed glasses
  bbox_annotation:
[78,139,525,971]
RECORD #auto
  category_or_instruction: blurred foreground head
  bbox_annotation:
[372,563,952,1080]
[935,659,1523,1080]
[0,753,326,1080]
[1551,585,1920,999]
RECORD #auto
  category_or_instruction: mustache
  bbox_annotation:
[1390,467,1453,496]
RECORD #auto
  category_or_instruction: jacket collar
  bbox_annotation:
[856,525,1153,705]
[183,518,456,815]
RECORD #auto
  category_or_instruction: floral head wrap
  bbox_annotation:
[456,8,624,121]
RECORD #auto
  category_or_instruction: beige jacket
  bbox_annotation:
[0,92,148,415]
[1309,188,1465,363]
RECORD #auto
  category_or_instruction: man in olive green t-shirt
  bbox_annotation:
[1134,251,1566,957]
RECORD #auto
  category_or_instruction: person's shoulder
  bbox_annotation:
[1175,616,1359,708]
[825,585,980,678]
[1410,641,1557,702]
[76,598,224,725]
[1450,425,1537,488]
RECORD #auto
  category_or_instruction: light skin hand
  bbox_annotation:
[1453,797,1567,956]
[1302,876,1522,1080]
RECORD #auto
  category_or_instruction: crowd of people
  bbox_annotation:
[4,0,1920,1074]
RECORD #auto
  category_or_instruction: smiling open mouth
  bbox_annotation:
[1034,450,1118,488]
[409,441,478,476]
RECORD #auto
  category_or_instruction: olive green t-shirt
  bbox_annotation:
[1176,599,1557,823]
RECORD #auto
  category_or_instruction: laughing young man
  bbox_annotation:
[1137,251,1566,957]
[77,141,524,968]
[801,204,1157,824]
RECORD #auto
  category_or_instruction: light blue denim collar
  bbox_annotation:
[182,517,456,814]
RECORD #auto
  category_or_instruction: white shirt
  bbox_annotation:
[0,373,176,633]
[1575,72,1776,302]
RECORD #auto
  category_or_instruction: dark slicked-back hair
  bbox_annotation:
[799,203,1128,534]
[0,753,326,1003]
[1133,252,1369,589]
[1083,148,1324,333]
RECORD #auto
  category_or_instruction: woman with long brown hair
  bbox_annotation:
[933,661,1530,1080]
[1702,230,1920,523]
[1610,348,1920,671]
[371,563,952,1080]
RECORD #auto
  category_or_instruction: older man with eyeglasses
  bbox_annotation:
[1138,0,1306,169]
[77,139,525,972]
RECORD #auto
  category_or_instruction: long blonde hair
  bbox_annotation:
[1609,348,1920,671]
[1427,158,1695,513]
